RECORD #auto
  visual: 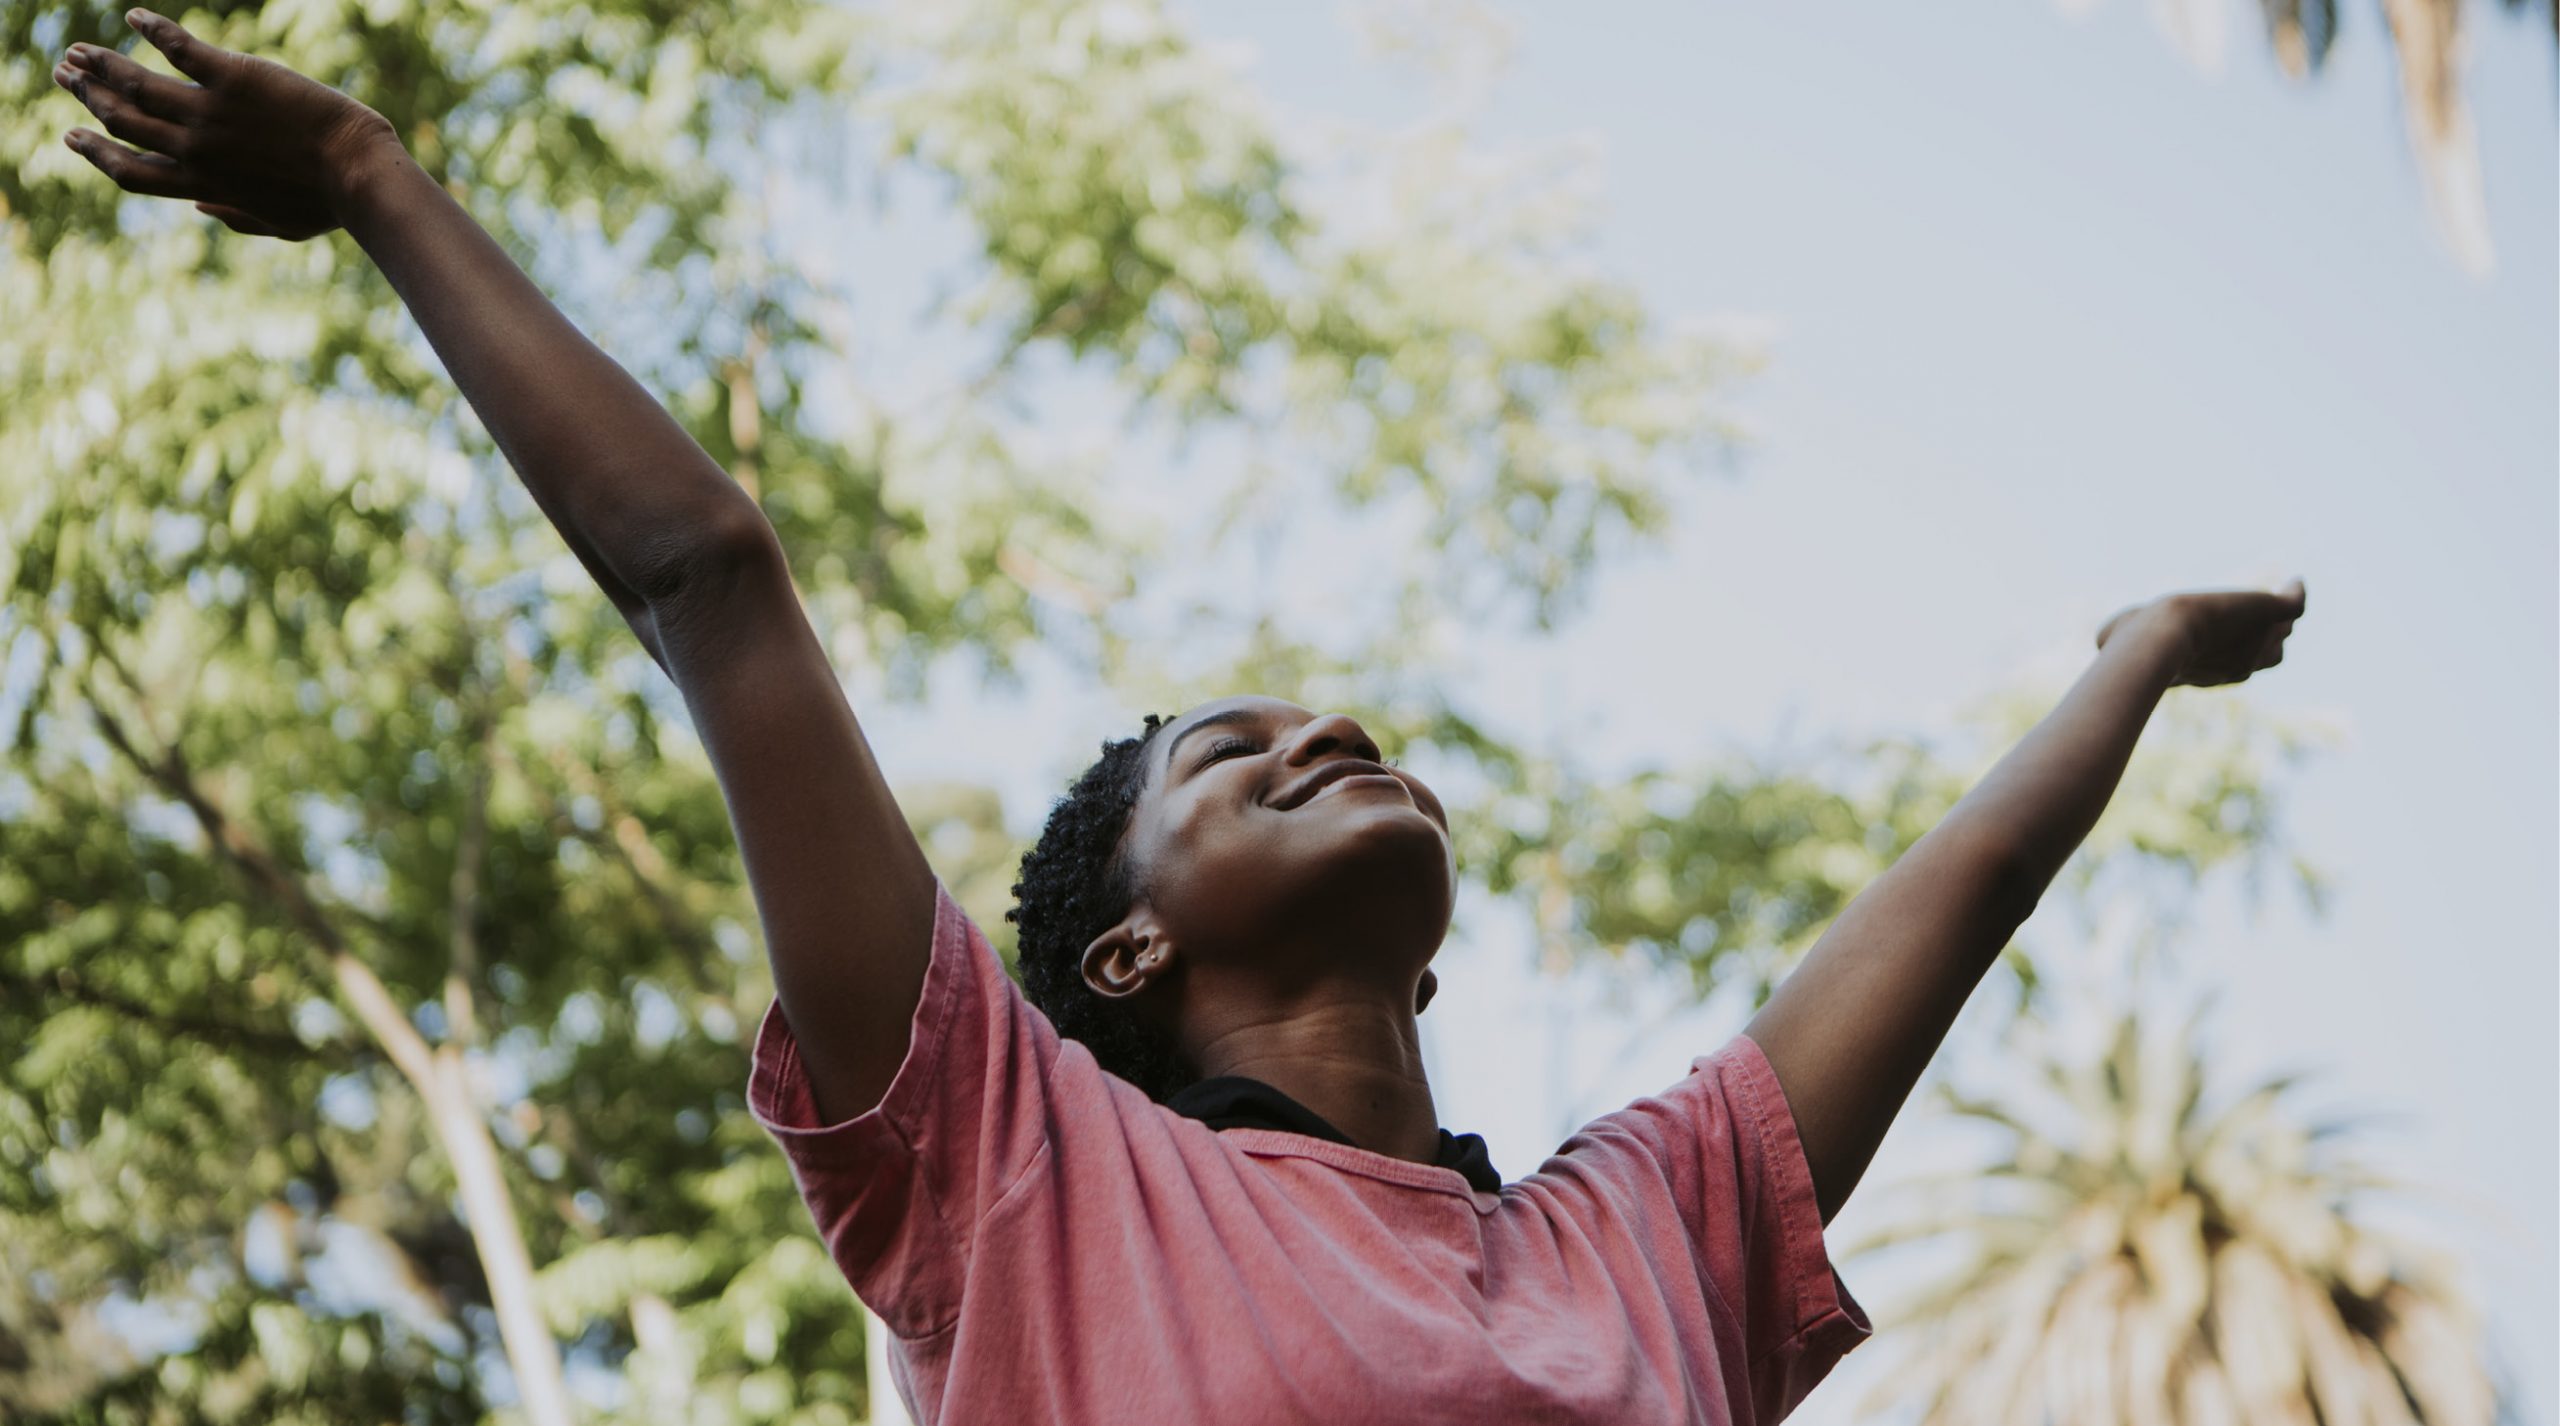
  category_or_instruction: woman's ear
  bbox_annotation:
[1082,917,1175,1002]
[1414,968,1438,1016]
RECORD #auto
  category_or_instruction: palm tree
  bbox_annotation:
[1847,991,2503,1426]
[2063,0,2555,276]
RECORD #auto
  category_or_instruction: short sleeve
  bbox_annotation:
[1562,1031,1872,1424]
[745,879,1058,1337]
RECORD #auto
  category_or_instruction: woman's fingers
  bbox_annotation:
[63,129,199,200]
[65,39,205,120]
[125,9,236,87]
[55,58,192,157]
[55,11,236,205]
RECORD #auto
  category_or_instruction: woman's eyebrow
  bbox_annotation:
[1162,707,1271,774]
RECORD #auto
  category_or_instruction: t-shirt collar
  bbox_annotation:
[1166,1074,1503,1194]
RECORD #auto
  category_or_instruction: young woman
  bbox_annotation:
[54,16,2306,1425]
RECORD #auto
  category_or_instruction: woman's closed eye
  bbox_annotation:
[1198,735,1260,770]
[1195,734,1401,774]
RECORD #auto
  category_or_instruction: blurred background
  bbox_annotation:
[2,0,2551,1422]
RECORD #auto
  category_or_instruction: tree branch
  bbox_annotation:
[487,734,744,1019]
[78,640,579,1426]
[445,693,495,1051]
[0,969,367,1067]
[83,664,442,1090]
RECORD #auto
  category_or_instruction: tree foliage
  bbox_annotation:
[1845,949,2503,1425]
[2081,0,2554,276]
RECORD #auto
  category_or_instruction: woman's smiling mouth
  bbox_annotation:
[1277,757,1399,809]
[1307,772,1409,803]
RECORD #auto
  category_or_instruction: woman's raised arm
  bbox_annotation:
[1744,582,2305,1226]
[56,11,940,1124]
[60,10,734,642]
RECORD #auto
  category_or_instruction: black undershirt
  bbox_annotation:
[1165,1075,1503,1194]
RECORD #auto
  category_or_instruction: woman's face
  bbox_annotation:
[1085,695,1456,1021]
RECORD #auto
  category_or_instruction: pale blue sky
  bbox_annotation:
[852,1,2555,1420]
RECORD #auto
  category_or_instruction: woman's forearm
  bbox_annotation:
[1784,605,2192,1035]
[330,138,754,614]
[1934,604,2191,897]
[1747,606,2193,1221]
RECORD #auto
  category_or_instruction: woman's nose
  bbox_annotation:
[1288,712,1380,765]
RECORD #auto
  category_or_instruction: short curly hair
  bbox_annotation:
[1007,713,1199,1102]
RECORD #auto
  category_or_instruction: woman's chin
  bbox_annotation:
[1313,823,1456,913]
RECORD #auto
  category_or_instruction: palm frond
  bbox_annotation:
[1851,989,2497,1425]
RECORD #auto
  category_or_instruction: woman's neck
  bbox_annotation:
[1190,997,1442,1165]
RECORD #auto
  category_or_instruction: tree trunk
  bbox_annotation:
[421,1038,579,1426]
[317,938,581,1426]
[86,673,578,1426]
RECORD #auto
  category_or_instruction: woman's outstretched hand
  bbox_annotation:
[52,8,399,241]
[2096,578,2307,687]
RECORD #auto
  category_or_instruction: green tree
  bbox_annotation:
[1844,956,2503,1424]
[1804,688,2506,1424]
[0,1,2328,1420]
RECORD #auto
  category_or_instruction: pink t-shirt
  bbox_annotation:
[749,880,1870,1425]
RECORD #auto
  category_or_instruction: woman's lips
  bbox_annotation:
[1308,772,1409,803]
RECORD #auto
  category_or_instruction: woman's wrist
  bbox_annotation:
[2105,597,2199,686]
[320,117,412,230]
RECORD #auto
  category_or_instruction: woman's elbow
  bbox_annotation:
[633,498,785,613]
